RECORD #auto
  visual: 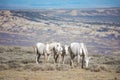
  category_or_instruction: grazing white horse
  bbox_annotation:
[61,45,70,64]
[34,42,47,64]
[46,42,63,64]
[69,42,90,68]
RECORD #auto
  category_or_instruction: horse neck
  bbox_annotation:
[81,43,88,58]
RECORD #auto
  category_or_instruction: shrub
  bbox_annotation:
[99,65,110,72]
[89,65,101,72]
[92,54,102,57]
[0,64,9,71]
[116,66,120,73]
[23,63,70,71]
[6,48,14,52]
[0,47,5,53]
[0,50,4,53]
[31,66,44,71]
[21,59,35,64]
[8,62,23,69]
[88,64,109,72]
[23,63,55,71]
[14,46,21,50]
[56,64,69,71]
[6,60,23,69]
[26,51,33,54]
[44,64,56,71]
[23,64,35,70]
[104,60,120,65]
[0,57,6,62]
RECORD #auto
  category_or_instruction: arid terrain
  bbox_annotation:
[0,8,120,54]
[0,8,120,80]
[0,46,120,80]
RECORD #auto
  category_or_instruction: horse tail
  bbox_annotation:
[34,45,38,55]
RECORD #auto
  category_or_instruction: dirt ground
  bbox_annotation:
[0,68,119,80]
[0,46,120,80]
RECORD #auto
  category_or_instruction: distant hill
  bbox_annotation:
[0,8,120,54]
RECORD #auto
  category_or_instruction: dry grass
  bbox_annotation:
[0,46,120,80]
[116,66,120,73]
[0,68,119,80]
[87,64,110,72]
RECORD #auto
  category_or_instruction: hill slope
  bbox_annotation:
[0,8,120,54]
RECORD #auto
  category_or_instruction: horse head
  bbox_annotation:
[84,57,91,68]
[64,45,69,55]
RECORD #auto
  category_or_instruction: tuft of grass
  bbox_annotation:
[0,64,9,71]
[89,65,101,72]
[21,59,35,64]
[6,48,14,52]
[7,62,23,69]
[14,46,21,50]
[104,60,120,65]
[0,47,6,53]
[43,64,56,71]
[23,64,35,70]
[116,66,120,73]
[56,64,70,71]
[26,51,33,54]
[23,63,56,71]
[31,66,44,71]
[92,54,102,57]
[88,64,110,72]
[22,63,70,71]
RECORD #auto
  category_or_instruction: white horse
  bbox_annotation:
[61,45,70,64]
[45,42,63,64]
[69,42,90,68]
[34,42,47,64]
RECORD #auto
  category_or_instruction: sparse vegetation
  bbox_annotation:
[116,66,120,73]
[0,9,120,80]
[0,46,119,80]
[88,64,110,72]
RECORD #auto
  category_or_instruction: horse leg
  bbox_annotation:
[58,54,62,65]
[53,53,56,64]
[47,54,51,63]
[53,53,58,64]
[77,55,80,66]
[70,55,75,67]
[70,59,74,67]
[36,53,38,64]
[55,54,59,63]
[36,54,41,64]
[35,47,39,64]
[62,55,65,64]
[81,55,84,68]
[44,53,47,63]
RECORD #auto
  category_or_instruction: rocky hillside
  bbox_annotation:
[0,8,120,54]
